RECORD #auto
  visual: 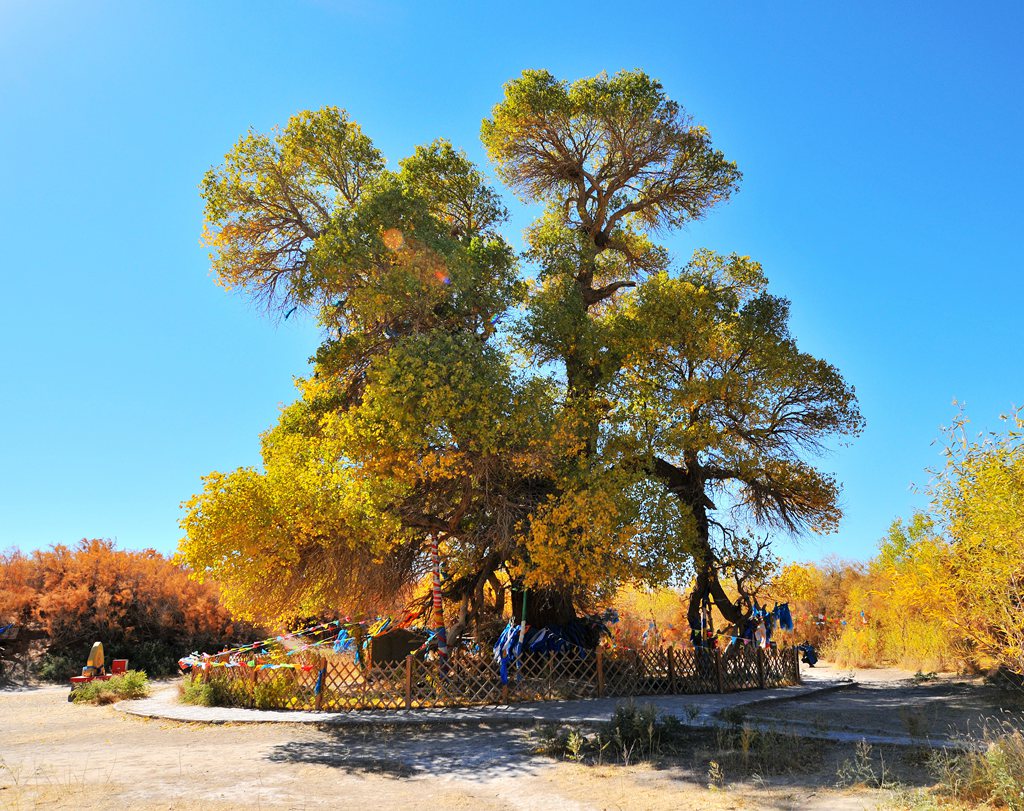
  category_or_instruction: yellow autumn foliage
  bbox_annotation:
[769,410,1024,677]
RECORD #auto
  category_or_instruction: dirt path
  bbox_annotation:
[746,663,1024,745]
[1,684,896,810]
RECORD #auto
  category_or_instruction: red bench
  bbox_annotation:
[69,659,128,685]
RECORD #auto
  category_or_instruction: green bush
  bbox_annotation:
[254,673,295,710]
[70,671,150,705]
[123,641,180,677]
[180,676,250,708]
[180,678,215,706]
[605,702,664,763]
[35,653,78,682]
[178,675,247,704]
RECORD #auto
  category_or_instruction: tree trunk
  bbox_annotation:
[649,454,753,646]
[687,563,748,646]
[509,584,577,630]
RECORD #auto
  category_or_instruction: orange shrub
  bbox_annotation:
[763,558,868,651]
[0,539,253,679]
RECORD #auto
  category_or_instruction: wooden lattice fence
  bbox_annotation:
[193,644,800,712]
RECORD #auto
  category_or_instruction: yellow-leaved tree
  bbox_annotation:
[934,409,1024,676]
[181,73,863,647]
[775,409,1023,678]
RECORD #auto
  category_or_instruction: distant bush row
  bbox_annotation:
[1,539,255,679]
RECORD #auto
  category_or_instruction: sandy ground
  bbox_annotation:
[0,683,906,811]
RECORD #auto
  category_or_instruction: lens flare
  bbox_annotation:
[382,228,404,251]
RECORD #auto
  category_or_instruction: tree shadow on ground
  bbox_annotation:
[524,715,939,796]
[0,679,62,694]
[746,680,1024,741]
[266,722,550,780]
[264,705,949,794]
[653,729,940,795]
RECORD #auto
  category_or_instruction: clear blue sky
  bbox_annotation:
[2,1,1021,564]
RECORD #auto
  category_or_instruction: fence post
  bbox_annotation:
[714,648,725,693]
[596,648,605,698]
[404,654,413,710]
[249,662,259,708]
[756,647,766,689]
[667,646,676,693]
[793,646,802,684]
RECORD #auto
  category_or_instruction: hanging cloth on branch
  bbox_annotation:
[776,603,794,631]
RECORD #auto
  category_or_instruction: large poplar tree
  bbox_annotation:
[180,71,862,644]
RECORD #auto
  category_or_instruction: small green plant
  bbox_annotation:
[70,670,150,704]
[707,760,724,788]
[738,724,755,767]
[836,739,892,788]
[719,706,748,727]
[534,724,582,758]
[682,703,700,722]
[565,728,588,762]
[607,701,660,764]
[534,724,593,763]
